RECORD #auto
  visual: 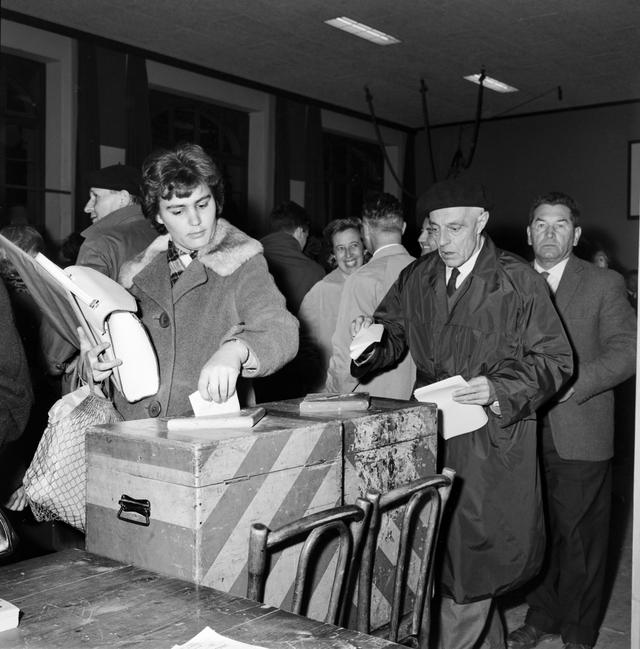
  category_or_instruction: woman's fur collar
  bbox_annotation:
[119,218,262,288]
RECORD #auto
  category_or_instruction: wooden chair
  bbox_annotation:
[356,468,456,647]
[246,500,371,626]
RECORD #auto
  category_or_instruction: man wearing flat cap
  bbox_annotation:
[45,164,157,377]
[350,177,573,649]
[77,163,156,280]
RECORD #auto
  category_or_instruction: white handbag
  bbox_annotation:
[37,256,160,403]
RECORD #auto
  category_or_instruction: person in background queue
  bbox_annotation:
[79,163,157,281]
[260,200,325,314]
[81,143,298,420]
[349,177,573,649]
[297,217,366,392]
[46,164,158,379]
[418,215,438,255]
[508,192,636,649]
[325,192,415,399]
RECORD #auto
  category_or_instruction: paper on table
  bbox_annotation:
[0,598,20,632]
[349,323,384,360]
[171,626,268,649]
[189,391,240,417]
[413,375,488,439]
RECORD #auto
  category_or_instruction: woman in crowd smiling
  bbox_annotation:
[297,218,366,392]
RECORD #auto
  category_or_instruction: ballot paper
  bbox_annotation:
[189,390,240,417]
[413,375,488,439]
[0,598,20,632]
[349,323,384,360]
[171,626,267,649]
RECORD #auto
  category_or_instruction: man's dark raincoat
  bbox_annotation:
[352,237,573,603]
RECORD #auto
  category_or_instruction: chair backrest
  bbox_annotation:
[356,468,456,646]
[246,501,371,626]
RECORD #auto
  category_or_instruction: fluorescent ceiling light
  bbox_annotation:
[325,17,401,46]
[464,73,518,93]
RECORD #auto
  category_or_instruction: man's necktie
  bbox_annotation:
[447,267,460,298]
[540,270,554,294]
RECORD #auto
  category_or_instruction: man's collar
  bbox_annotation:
[372,242,404,258]
[533,256,570,280]
[445,237,484,279]
[81,203,142,236]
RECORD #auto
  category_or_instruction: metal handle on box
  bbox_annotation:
[117,494,151,527]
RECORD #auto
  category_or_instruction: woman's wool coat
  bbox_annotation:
[116,218,299,420]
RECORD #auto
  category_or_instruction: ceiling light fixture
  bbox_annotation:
[325,17,401,46]
[464,73,518,93]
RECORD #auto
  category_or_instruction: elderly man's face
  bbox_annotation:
[84,187,124,223]
[527,203,581,269]
[429,206,488,268]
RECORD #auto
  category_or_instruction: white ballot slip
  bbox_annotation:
[0,598,20,632]
[349,323,384,360]
[171,625,268,649]
[413,375,488,439]
[189,390,240,417]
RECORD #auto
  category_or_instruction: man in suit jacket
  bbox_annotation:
[508,192,637,649]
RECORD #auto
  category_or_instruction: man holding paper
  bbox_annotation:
[350,177,573,649]
[325,192,415,399]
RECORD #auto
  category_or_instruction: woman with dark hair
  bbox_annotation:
[81,143,298,419]
[297,218,365,391]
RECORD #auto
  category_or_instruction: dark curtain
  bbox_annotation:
[125,54,152,172]
[273,96,291,211]
[402,131,417,226]
[74,41,101,231]
[303,105,325,232]
[273,97,325,232]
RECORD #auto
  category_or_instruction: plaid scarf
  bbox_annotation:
[167,239,198,286]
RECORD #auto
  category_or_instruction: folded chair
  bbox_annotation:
[356,468,456,647]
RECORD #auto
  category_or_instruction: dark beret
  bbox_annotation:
[417,177,490,218]
[86,164,141,197]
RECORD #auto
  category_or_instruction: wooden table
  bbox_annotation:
[0,549,402,649]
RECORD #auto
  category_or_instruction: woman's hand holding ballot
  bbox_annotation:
[198,339,250,404]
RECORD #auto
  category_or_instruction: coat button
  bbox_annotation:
[148,400,162,417]
[158,312,170,328]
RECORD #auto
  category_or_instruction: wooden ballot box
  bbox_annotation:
[86,398,437,623]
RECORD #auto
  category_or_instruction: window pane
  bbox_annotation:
[323,132,383,223]
[1,53,45,229]
[149,90,249,227]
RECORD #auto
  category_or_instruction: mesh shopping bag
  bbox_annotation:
[23,376,122,532]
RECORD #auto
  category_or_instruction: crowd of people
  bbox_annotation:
[0,142,637,649]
